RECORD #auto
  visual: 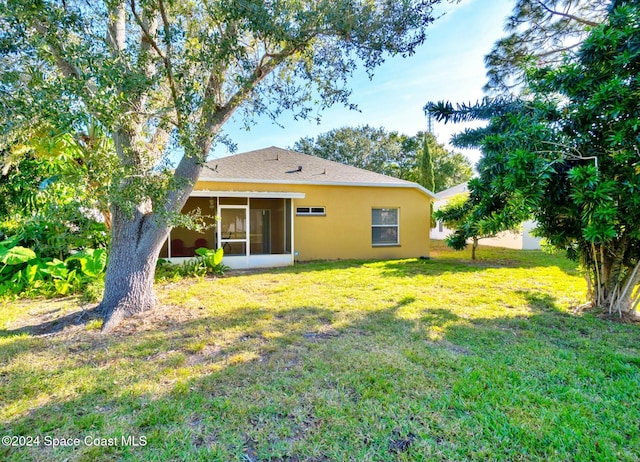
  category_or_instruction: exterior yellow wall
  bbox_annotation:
[194,180,432,261]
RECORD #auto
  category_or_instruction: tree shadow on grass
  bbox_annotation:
[0,305,102,338]
[246,257,488,277]
[420,308,461,326]
[375,252,581,278]
[242,249,581,281]
[1,302,360,455]
[516,290,557,310]
[2,289,638,461]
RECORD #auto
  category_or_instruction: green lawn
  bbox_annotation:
[1,241,639,461]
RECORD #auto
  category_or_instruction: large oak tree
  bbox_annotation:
[1,0,447,331]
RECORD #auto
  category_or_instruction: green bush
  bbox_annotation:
[0,207,109,262]
[155,248,228,281]
[0,239,108,298]
[194,247,227,275]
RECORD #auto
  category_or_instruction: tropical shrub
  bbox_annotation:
[0,239,107,297]
[194,247,227,275]
[155,248,227,281]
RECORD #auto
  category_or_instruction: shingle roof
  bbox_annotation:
[201,147,438,198]
[435,181,469,200]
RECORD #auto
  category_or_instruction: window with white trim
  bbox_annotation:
[296,206,325,216]
[372,208,399,246]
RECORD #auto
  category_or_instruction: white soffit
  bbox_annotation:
[190,190,305,199]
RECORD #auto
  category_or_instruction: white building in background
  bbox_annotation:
[431,182,542,251]
[431,182,469,241]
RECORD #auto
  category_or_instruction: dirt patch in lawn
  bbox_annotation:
[2,297,204,338]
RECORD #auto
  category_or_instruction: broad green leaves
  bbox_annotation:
[0,246,36,266]
[0,239,107,297]
[0,125,112,262]
[66,249,107,279]
[194,247,224,269]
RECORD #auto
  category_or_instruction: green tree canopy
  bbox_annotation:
[1,0,446,331]
[433,192,487,260]
[293,125,408,178]
[292,126,472,192]
[484,0,608,94]
[0,125,113,258]
[419,132,435,192]
[427,0,640,316]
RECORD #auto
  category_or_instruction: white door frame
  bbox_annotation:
[217,204,250,256]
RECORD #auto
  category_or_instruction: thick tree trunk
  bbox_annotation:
[97,120,214,333]
[586,247,640,317]
[99,205,169,333]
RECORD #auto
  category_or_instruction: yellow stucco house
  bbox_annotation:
[161,147,438,269]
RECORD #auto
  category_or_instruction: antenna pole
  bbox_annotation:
[426,110,434,134]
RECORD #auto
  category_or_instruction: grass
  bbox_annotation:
[1,241,639,461]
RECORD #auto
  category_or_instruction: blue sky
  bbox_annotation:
[211,0,514,166]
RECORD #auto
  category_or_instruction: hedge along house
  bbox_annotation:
[160,147,438,269]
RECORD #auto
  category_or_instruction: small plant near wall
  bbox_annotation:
[155,247,228,281]
[194,247,226,275]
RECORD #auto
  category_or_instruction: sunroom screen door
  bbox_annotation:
[218,206,249,256]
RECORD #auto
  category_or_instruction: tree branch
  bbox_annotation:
[137,6,158,78]
[129,0,166,61]
[157,0,184,130]
[161,44,302,219]
[32,20,79,80]
[615,259,640,314]
[536,0,601,27]
[106,2,126,57]
[538,141,599,172]
[205,45,299,134]
[536,41,582,60]
[129,0,184,131]
[32,20,97,97]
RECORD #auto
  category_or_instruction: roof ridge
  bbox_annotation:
[207,146,416,184]
[202,146,438,199]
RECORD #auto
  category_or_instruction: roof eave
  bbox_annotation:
[198,177,440,200]
[189,190,305,199]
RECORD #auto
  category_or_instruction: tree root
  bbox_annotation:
[571,302,593,314]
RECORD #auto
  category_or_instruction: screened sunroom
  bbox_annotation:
[159,191,304,269]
